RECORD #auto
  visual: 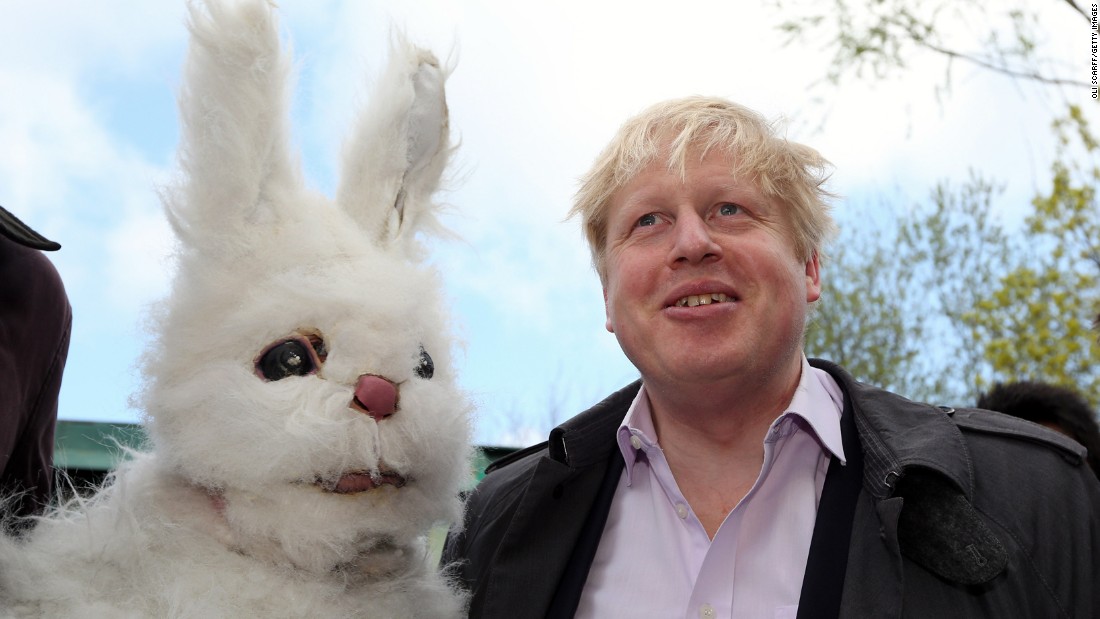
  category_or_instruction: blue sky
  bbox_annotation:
[2,1,1087,446]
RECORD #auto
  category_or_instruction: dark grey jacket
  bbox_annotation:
[444,360,1100,619]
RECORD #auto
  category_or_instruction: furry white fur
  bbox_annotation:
[0,1,471,617]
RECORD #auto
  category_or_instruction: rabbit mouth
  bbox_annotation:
[316,470,408,494]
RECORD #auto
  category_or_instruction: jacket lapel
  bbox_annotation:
[480,381,641,619]
[547,448,625,618]
[809,360,1008,618]
[797,385,863,619]
[481,456,608,619]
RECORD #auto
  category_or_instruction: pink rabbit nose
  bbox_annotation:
[352,375,397,420]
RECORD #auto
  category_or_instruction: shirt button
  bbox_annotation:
[699,604,715,618]
[630,435,642,450]
[675,503,688,519]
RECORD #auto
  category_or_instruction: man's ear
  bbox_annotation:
[603,287,615,334]
[805,251,821,303]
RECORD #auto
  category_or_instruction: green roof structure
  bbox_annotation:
[54,420,147,472]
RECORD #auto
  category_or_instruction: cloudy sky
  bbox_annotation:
[2,1,1088,446]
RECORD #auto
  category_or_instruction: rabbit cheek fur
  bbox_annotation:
[0,1,471,617]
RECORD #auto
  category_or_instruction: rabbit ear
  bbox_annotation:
[165,0,301,254]
[336,37,451,254]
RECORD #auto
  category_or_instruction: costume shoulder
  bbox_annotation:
[949,405,1087,464]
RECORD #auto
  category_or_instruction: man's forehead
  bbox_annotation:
[614,151,765,204]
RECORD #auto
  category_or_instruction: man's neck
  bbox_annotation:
[645,354,803,444]
[642,355,805,537]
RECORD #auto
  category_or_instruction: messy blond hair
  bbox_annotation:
[569,96,837,283]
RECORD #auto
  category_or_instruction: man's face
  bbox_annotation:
[602,147,820,391]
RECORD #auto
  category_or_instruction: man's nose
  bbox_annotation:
[669,212,721,266]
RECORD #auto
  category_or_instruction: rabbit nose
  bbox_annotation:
[352,375,397,420]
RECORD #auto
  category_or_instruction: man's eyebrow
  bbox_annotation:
[614,189,665,212]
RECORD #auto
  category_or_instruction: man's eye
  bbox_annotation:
[636,213,658,227]
[257,340,316,381]
[718,203,742,216]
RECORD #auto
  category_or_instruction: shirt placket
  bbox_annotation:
[683,423,786,619]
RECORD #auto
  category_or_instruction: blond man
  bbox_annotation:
[444,97,1100,619]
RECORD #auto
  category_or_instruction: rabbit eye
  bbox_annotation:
[308,335,328,362]
[415,346,434,380]
[258,339,316,381]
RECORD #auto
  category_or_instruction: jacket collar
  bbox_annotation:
[548,380,641,468]
[553,363,975,500]
[810,359,974,500]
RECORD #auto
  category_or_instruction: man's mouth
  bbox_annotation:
[315,470,408,494]
[674,292,733,307]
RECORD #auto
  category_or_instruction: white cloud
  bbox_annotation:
[0,73,116,214]
[0,2,182,424]
[0,2,184,78]
[0,68,173,309]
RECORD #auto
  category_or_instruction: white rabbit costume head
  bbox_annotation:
[0,3,471,614]
[138,0,471,573]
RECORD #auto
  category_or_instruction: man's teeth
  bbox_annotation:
[675,293,731,307]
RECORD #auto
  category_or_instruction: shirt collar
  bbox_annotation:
[784,355,846,464]
[615,355,846,484]
[615,386,657,486]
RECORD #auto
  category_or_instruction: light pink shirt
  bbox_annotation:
[574,357,846,619]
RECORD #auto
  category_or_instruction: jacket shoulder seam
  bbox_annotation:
[952,408,1085,463]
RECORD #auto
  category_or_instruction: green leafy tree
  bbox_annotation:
[897,174,1017,401]
[806,220,936,400]
[772,0,1089,90]
[777,0,1099,404]
[807,174,1018,404]
[964,108,1100,405]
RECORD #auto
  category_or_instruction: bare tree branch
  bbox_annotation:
[914,38,1090,87]
[1060,0,1090,21]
